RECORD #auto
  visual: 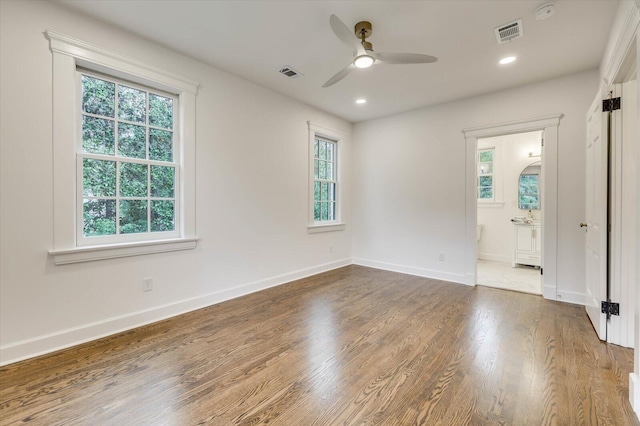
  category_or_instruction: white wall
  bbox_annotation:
[0,0,352,364]
[351,69,599,300]
[477,131,543,263]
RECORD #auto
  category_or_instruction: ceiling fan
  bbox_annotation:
[323,14,438,88]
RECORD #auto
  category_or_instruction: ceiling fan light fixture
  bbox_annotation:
[354,55,375,68]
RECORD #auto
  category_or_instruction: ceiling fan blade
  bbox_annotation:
[322,63,356,88]
[372,52,438,64]
[329,14,365,56]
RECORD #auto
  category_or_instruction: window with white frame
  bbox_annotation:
[47,31,198,264]
[313,136,337,222]
[477,149,494,201]
[307,122,345,233]
[78,71,179,244]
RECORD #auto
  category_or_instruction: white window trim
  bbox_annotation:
[46,31,199,265]
[307,121,345,233]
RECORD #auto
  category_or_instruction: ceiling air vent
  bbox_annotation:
[279,66,303,79]
[494,19,524,44]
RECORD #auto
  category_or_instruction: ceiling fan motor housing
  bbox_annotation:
[355,21,373,39]
[355,21,373,51]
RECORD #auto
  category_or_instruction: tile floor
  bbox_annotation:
[477,259,542,295]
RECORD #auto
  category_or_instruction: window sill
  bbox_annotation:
[49,237,199,265]
[478,201,505,208]
[307,223,346,234]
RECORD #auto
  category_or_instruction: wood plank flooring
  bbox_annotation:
[1,265,637,425]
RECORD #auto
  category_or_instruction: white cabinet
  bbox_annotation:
[512,223,541,267]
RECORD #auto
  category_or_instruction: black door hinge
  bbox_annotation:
[601,301,620,316]
[603,97,621,112]
[540,267,543,275]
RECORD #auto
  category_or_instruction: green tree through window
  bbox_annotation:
[519,174,539,209]
[313,137,337,222]
[477,149,494,200]
[80,73,177,239]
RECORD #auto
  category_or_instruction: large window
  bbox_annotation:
[78,72,178,245]
[477,149,494,201]
[313,136,337,222]
[47,30,198,264]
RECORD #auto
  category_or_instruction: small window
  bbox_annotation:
[313,136,338,222]
[78,72,179,245]
[307,122,345,233]
[477,149,494,201]
[519,174,540,209]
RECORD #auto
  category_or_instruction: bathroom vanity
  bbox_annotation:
[512,222,541,267]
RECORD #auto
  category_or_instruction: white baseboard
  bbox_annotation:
[352,257,469,286]
[556,289,587,306]
[478,253,511,263]
[0,258,352,366]
[631,373,640,420]
[543,287,587,306]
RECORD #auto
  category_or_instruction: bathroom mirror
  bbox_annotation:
[518,161,541,210]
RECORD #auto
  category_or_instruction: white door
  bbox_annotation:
[585,93,608,340]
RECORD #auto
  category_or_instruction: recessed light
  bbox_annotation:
[499,56,517,65]
[355,99,367,104]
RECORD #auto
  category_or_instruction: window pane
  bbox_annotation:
[83,199,116,236]
[148,94,173,129]
[314,160,319,179]
[321,182,328,201]
[314,181,320,202]
[326,161,334,180]
[314,202,321,221]
[82,116,114,155]
[478,150,493,162]
[319,161,326,179]
[118,85,146,123]
[314,140,319,159]
[83,158,116,197]
[479,187,493,199]
[328,202,335,220]
[120,162,148,197]
[327,142,334,162]
[478,162,493,175]
[478,176,493,187]
[118,123,146,159]
[82,75,115,117]
[151,165,175,198]
[149,129,173,162]
[120,200,148,234]
[329,183,336,201]
[321,202,328,221]
[520,175,539,194]
[519,175,539,209]
[319,140,326,161]
[151,200,174,232]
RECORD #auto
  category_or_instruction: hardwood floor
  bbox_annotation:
[1,265,637,425]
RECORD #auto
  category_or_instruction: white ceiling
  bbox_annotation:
[58,0,618,123]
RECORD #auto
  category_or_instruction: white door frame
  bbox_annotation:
[463,114,563,300]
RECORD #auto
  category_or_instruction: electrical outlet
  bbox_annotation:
[439,253,445,261]
[143,277,153,292]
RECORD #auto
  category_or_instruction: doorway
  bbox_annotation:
[476,131,543,294]
[462,114,562,300]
